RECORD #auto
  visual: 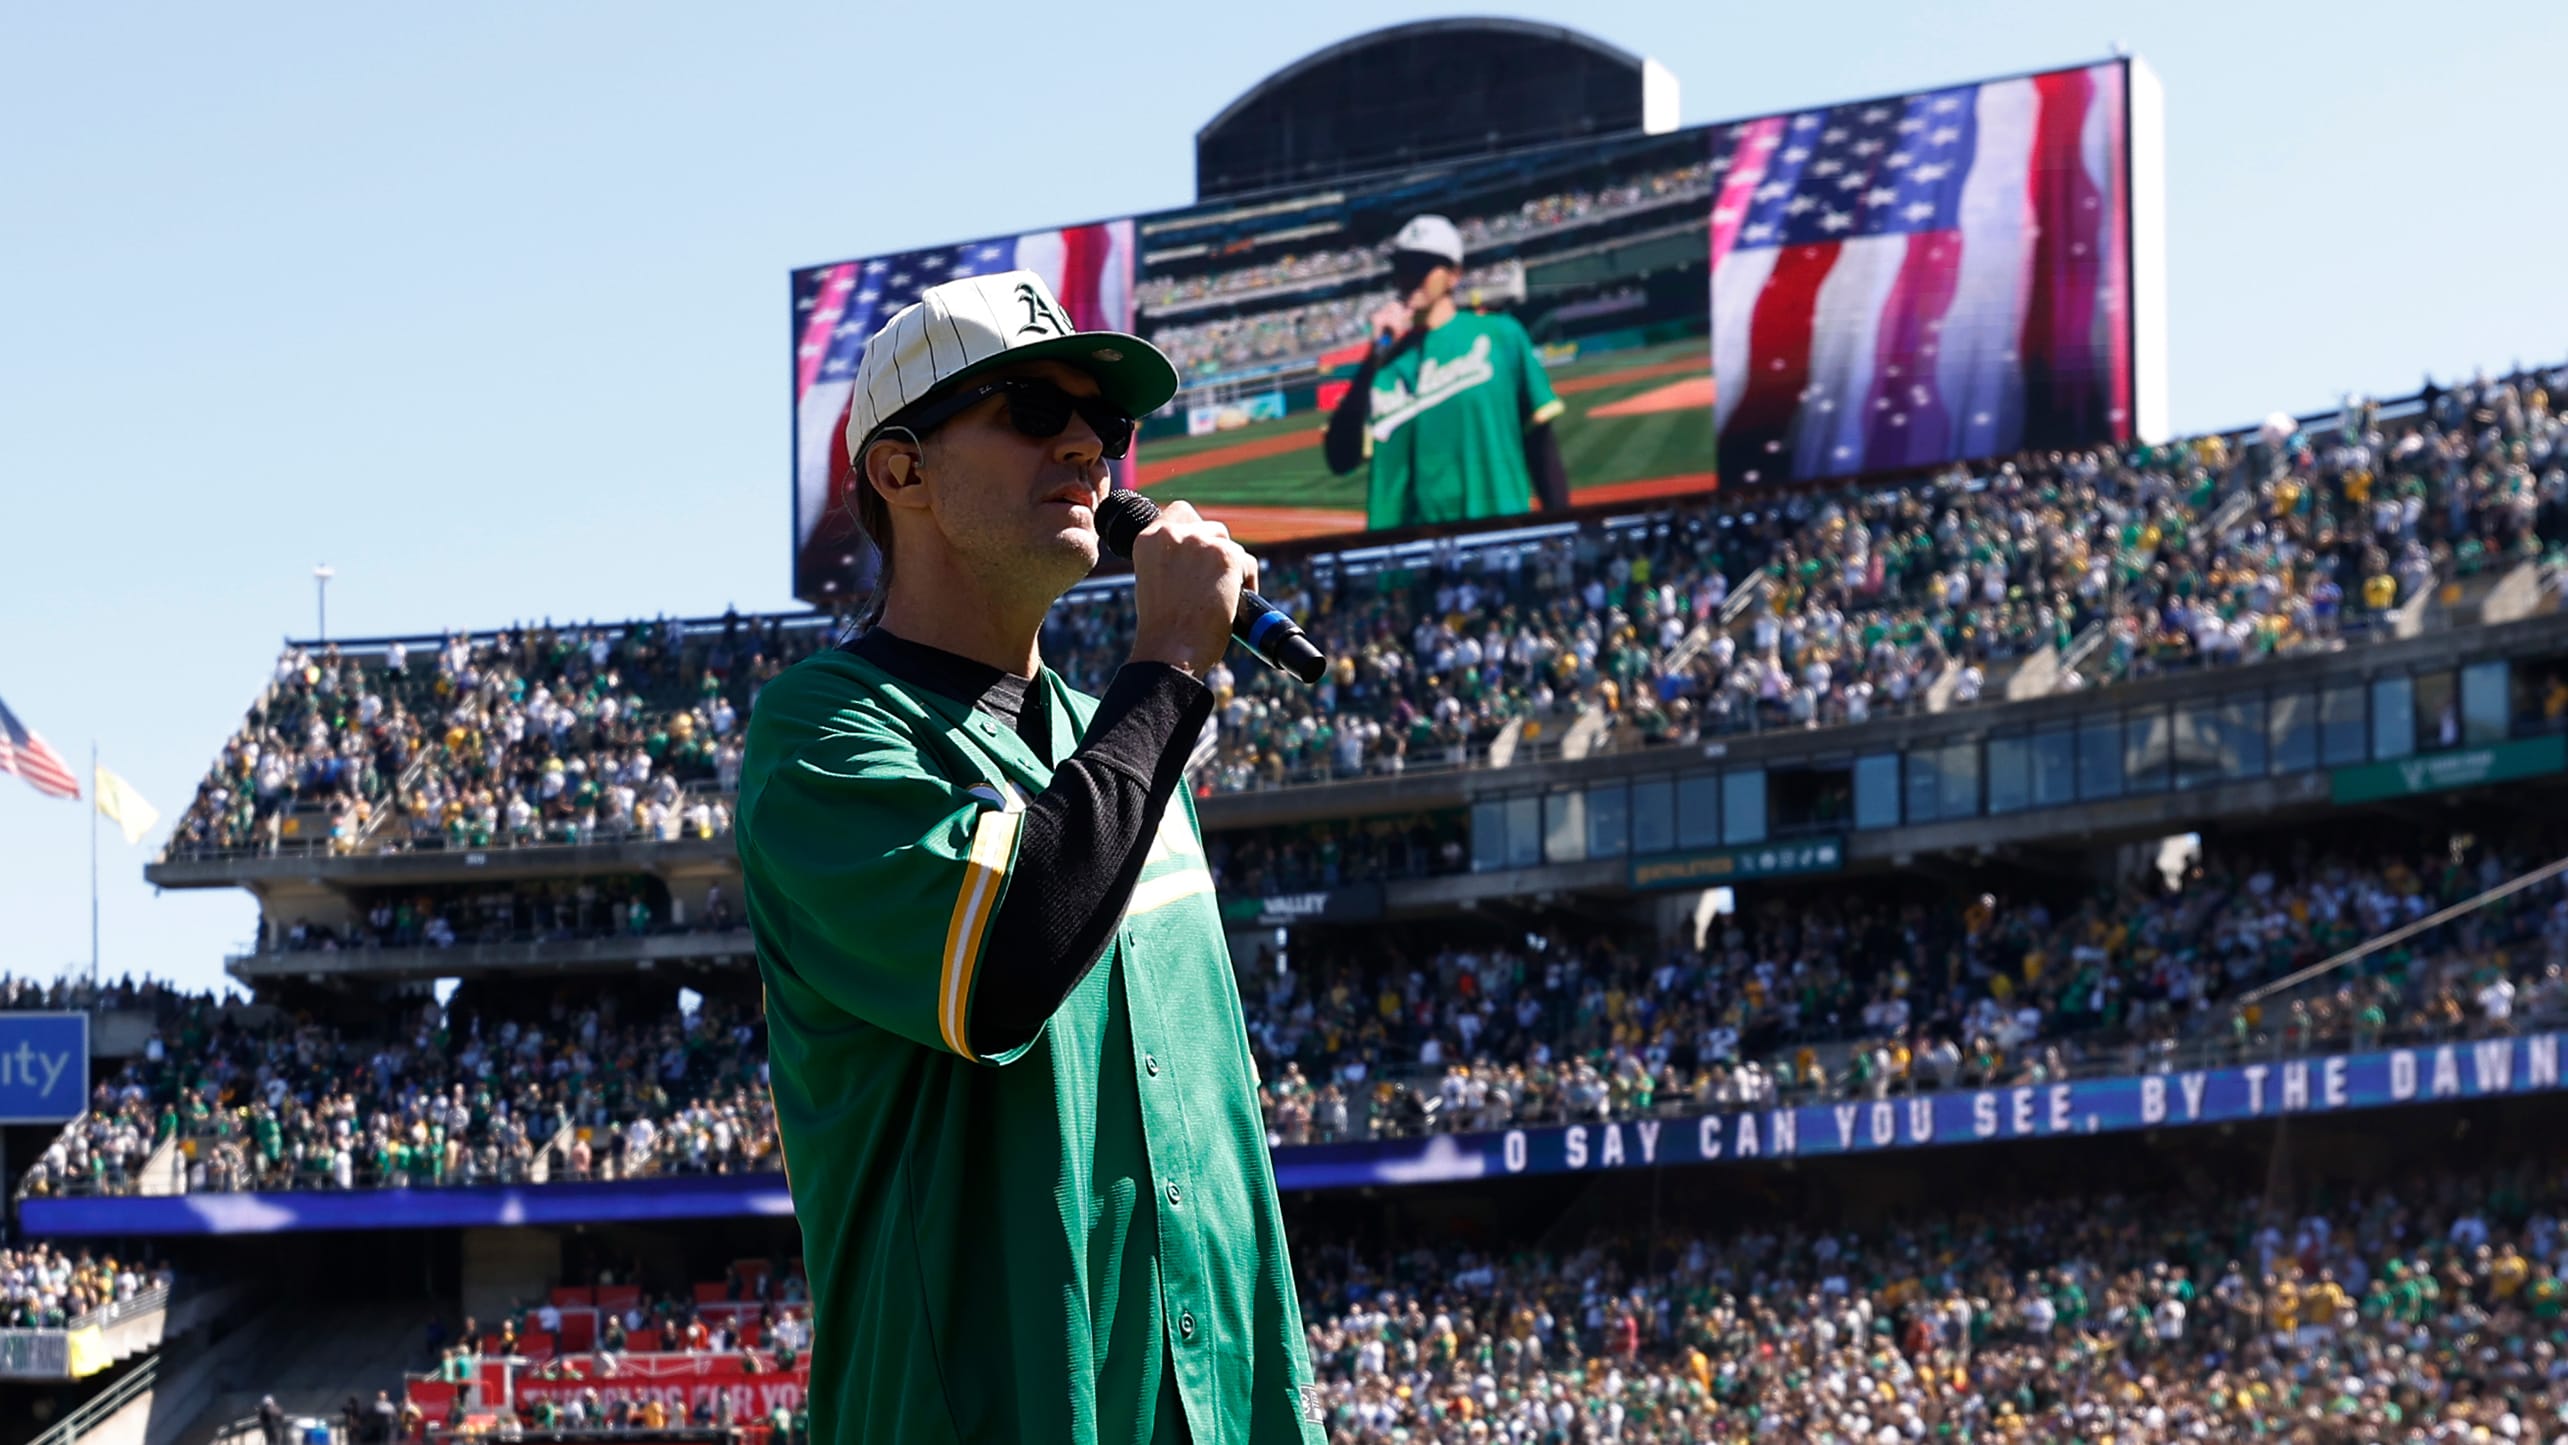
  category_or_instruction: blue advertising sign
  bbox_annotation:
[0,1013,88,1124]
[19,1033,2564,1236]
[20,1170,796,1238]
[1263,1031,2568,1191]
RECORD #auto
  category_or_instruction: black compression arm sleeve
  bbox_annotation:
[1323,352,1382,476]
[1526,423,1569,513]
[967,663,1215,1055]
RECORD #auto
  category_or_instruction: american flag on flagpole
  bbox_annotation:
[1711,63,2131,485]
[0,693,80,801]
[791,220,1139,600]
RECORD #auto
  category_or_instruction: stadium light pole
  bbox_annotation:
[313,564,334,641]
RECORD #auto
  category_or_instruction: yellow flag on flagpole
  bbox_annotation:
[95,765,160,847]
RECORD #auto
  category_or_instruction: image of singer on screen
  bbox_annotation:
[1323,213,1571,531]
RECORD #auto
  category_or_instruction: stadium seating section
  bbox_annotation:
[0,1241,169,1329]
[19,823,2568,1197]
[1141,158,1719,381]
[1276,1164,2568,1440]
[396,1260,813,1443]
[320,1165,2568,1440]
[160,368,2568,860]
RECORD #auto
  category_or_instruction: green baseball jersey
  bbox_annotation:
[1363,310,1566,530]
[737,649,1324,1445]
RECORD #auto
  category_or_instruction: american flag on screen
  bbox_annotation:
[791,221,1137,598]
[0,693,79,801]
[1711,63,2131,484]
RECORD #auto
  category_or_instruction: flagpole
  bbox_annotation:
[90,741,100,993]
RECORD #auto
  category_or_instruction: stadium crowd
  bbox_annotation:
[1146,157,1721,379]
[21,829,2568,1200]
[161,366,2568,850]
[1136,157,1716,317]
[266,877,739,956]
[16,990,776,1198]
[1152,291,1395,381]
[0,970,208,1016]
[0,1242,172,1329]
[166,614,823,860]
[1293,1164,2568,1443]
[1250,835,2568,1145]
[1051,365,2568,788]
[361,1164,2568,1442]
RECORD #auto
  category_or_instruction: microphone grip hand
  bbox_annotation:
[1101,490,1328,684]
[1125,500,1251,682]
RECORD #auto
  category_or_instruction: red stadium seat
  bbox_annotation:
[557,1311,596,1350]
[694,1281,728,1303]
[521,1331,554,1360]
[735,1323,761,1348]
[595,1284,640,1312]
[550,1286,595,1309]
[481,1334,506,1356]
[407,1381,457,1415]
[627,1328,661,1353]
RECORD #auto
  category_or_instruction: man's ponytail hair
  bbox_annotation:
[848,423,919,633]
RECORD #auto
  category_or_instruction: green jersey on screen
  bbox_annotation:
[1363,310,1565,530]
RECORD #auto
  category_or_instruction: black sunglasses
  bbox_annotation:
[893,377,1137,459]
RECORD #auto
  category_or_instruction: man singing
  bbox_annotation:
[738,269,1326,1444]
[1323,213,1570,530]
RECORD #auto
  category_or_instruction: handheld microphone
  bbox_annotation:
[1096,490,1327,685]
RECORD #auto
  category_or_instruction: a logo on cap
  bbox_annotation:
[1091,348,1123,362]
[1014,283,1071,338]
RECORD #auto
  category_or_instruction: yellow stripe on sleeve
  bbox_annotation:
[937,809,1021,1056]
[1529,398,1567,428]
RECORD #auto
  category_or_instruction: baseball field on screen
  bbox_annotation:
[1133,337,1720,544]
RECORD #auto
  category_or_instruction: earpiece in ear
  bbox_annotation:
[876,424,924,487]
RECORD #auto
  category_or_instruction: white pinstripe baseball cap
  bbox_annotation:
[843,269,1177,465]
[1391,214,1464,265]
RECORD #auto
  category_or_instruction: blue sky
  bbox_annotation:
[4,1,2563,997]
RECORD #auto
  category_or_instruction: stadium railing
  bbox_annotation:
[0,1281,245,1385]
[29,1353,159,1445]
[30,1107,786,1197]
[228,915,752,980]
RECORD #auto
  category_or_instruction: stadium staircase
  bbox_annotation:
[2199,485,2258,546]
[172,1305,423,1445]
[2001,645,2063,701]
[1557,705,1613,760]
[346,745,439,856]
[528,1122,572,1183]
[132,1131,186,1196]
[2480,560,2553,627]
[2058,618,2111,681]
[1655,569,1768,678]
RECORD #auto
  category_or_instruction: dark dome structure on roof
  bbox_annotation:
[1196,18,1678,201]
